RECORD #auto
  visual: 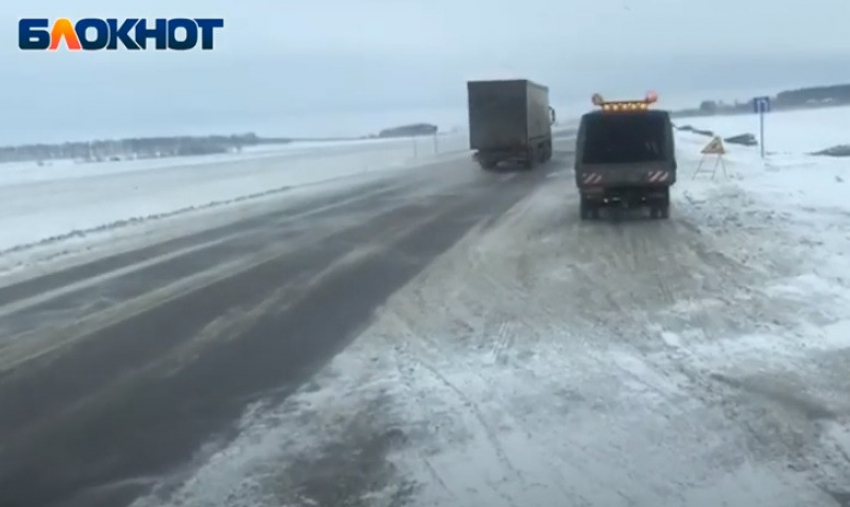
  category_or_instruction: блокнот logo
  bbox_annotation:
[19,18,224,50]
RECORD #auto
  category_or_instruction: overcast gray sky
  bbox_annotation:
[3,0,850,143]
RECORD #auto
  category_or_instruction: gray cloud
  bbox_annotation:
[2,0,849,143]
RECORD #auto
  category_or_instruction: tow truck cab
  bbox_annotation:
[574,93,677,219]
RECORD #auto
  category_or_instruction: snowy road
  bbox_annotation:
[135,147,850,507]
[0,146,567,507]
[138,124,850,507]
[2,115,850,507]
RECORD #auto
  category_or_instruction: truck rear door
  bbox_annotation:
[468,81,527,151]
[576,112,675,187]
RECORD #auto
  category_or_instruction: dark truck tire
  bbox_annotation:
[537,142,549,163]
[657,199,670,219]
[650,187,671,219]
[580,196,599,220]
[478,158,498,170]
[543,141,553,162]
[650,206,669,219]
[534,141,553,164]
[524,147,537,170]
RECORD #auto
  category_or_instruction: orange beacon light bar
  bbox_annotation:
[592,91,658,112]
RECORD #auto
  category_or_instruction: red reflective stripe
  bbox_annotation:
[648,171,667,182]
[582,173,603,184]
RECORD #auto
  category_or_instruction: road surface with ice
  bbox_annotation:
[0,133,573,507]
[3,107,850,507]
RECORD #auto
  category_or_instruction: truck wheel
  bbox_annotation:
[659,187,671,218]
[580,198,598,220]
[478,159,497,170]
[650,203,670,219]
[524,148,536,170]
[538,142,551,163]
[543,142,553,162]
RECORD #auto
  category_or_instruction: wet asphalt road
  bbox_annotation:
[0,147,573,507]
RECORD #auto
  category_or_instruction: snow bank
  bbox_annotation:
[676,105,850,155]
[0,133,471,254]
[675,106,850,211]
[676,107,850,316]
[674,106,850,380]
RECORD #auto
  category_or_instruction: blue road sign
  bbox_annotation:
[752,96,770,158]
[753,96,771,113]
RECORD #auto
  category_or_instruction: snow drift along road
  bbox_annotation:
[0,133,482,282]
[0,134,471,256]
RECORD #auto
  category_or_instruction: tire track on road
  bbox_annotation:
[0,160,557,507]
[0,174,417,306]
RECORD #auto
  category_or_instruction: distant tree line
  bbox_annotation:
[1,122,447,166]
[671,83,850,118]
[374,123,438,138]
[0,132,293,164]
[775,84,850,107]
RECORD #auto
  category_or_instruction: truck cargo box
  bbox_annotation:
[467,79,554,169]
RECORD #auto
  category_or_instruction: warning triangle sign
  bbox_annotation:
[701,136,726,155]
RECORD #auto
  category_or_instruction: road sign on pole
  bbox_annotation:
[753,96,771,158]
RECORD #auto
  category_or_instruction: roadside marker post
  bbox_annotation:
[752,96,771,158]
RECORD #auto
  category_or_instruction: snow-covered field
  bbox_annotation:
[0,133,472,277]
[677,105,850,155]
[0,138,412,187]
[133,106,850,506]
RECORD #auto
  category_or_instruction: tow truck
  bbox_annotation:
[574,91,677,219]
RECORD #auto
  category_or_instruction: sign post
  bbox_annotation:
[752,96,771,158]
